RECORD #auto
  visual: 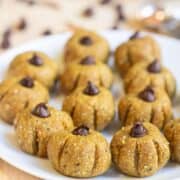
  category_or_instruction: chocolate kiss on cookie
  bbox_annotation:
[72,125,89,136]
[130,122,147,138]
[83,81,99,96]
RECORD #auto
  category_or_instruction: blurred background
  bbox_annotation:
[0,0,180,53]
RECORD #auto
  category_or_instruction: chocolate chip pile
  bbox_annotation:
[0,28,179,178]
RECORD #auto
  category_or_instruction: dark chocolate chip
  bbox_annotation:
[129,31,140,40]
[4,29,12,38]
[42,29,52,36]
[79,36,93,46]
[111,25,119,30]
[17,18,27,30]
[72,125,89,136]
[100,0,111,5]
[1,29,11,49]
[147,60,161,73]
[20,76,34,88]
[117,12,125,21]
[130,122,147,138]
[83,81,99,96]
[17,0,35,6]
[115,4,123,12]
[32,103,50,118]
[1,37,10,49]
[115,4,126,21]
[29,54,43,66]
[80,56,95,65]
[27,0,35,5]
[82,7,94,17]
[139,86,156,102]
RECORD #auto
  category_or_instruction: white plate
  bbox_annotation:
[0,30,180,180]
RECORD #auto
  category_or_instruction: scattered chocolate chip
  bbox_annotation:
[27,0,35,5]
[42,29,52,36]
[83,81,99,96]
[117,13,125,21]
[130,122,147,138]
[1,29,12,49]
[80,56,95,65]
[1,37,10,49]
[29,54,43,66]
[111,25,119,30]
[17,18,27,30]
[139,86,156,102]
[115,4,126,21]
[72,125,89,136]
[79,36,93,46]
[20,76,34,88]
[82,7,94,17]
[3,29,12,37]
[129,31,140,40]
[100,0,111,5]
[147,60,161,73]
[17,0,35,6]
[32,103,50,118]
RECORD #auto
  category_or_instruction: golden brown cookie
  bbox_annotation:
[164,119,180,163]
[118,86,173,129]
[124,60,176,98]
[7,51,58,89]
[61,56,113,92]
[115,32,161,77]
[62,82,115,131]
[0,77,49,124]
[47,125,111,178]
[15,103,74,157]
[64,29,109,63]
[111,122,170,177]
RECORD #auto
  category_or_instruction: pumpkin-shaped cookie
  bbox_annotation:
[164,119,180,163]
[61,56,113,92]
[47,125,111,178]
[118,86,173,129]
[63,81,115,131]
[7,51,58,89]
[124,60,176,98]
[111,122,170,177]
[115,32,161,77]
[64,29,109,63]
[15,103,74,157]
[0,77,49,124]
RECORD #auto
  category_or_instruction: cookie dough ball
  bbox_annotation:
[47,125,111,178]
[15,103,74,157]
[7,51,58,89]
[64,29,109,63]
[0,77,49,124]
[164,119,180,162]
[124,60,176,98]
[61,56,113,92]
[63,82,115,131]
[111,122,170,177]
[118,86,173,129]
[115,31,161,77]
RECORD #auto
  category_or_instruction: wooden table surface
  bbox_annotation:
[0,159,39,180]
